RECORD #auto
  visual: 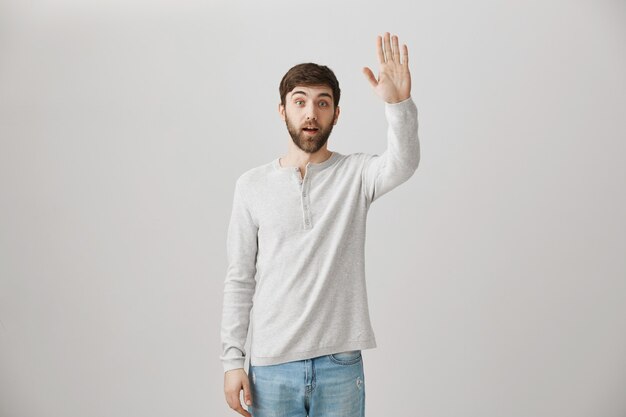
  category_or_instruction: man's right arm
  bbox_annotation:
[220,177,258,372]
[221,178,257,416]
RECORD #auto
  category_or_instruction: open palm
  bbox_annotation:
[363,32,411,104]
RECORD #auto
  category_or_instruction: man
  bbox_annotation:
[221,32,419,417]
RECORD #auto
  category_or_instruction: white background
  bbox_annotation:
[1,0,625,416]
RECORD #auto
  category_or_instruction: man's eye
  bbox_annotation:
[295,100,304,105]
[319,101,328,107]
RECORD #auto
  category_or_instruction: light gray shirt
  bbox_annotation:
[220,97,420,372]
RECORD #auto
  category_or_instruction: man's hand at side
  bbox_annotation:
[224,368,253,417]
[363,32,411,104]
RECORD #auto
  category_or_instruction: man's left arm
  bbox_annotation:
[362,32,420,203]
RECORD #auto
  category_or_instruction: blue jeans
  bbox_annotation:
[248,350,365,417]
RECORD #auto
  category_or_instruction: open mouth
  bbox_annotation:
[302,127,319,134]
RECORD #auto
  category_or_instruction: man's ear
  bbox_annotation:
[278,103,286,121]
[333,105,341,125]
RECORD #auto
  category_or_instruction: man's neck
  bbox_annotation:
[279,147,333,178]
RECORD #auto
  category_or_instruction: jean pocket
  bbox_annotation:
[329,350,362,365]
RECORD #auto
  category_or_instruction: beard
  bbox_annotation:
[285,115,335,154]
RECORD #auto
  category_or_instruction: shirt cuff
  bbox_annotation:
[223,358,246,373]
[384,96,417,122]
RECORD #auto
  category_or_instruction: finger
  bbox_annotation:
[375,35,384,64]
[227,393,251,417]
[242,378,253,406]
[226,392,240,409]
[234,404,251,417]
[383,32,393,62]
[392,35,400,63]
[402,44,409,66]
[362,67,378,88]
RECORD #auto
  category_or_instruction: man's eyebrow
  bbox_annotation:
[290,91,333,100]
[290,90,308,97]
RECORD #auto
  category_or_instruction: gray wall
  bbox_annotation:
[1,1,625,416]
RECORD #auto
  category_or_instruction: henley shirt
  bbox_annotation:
[220,96,420,372]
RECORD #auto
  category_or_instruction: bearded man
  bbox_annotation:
[221,32,420,417]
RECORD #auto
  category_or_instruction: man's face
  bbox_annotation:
[279,85,340,154]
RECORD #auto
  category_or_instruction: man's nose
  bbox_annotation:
[305,104,318,120]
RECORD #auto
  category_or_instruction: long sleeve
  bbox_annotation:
[362,96,420,203]
[220,178,258,372]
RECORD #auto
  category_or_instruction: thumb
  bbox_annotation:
[362,67,378,89]
[242,377,252,406]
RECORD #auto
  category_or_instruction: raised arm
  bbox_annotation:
[362,32,420,203]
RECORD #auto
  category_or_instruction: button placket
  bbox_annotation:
[301,173,312,229]
[292,167,302,187]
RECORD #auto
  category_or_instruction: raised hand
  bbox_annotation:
[363,32,411,104]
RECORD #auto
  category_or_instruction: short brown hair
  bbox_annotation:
[279,63,341,108]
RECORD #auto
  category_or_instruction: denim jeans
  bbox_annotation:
[248,350,365,417]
